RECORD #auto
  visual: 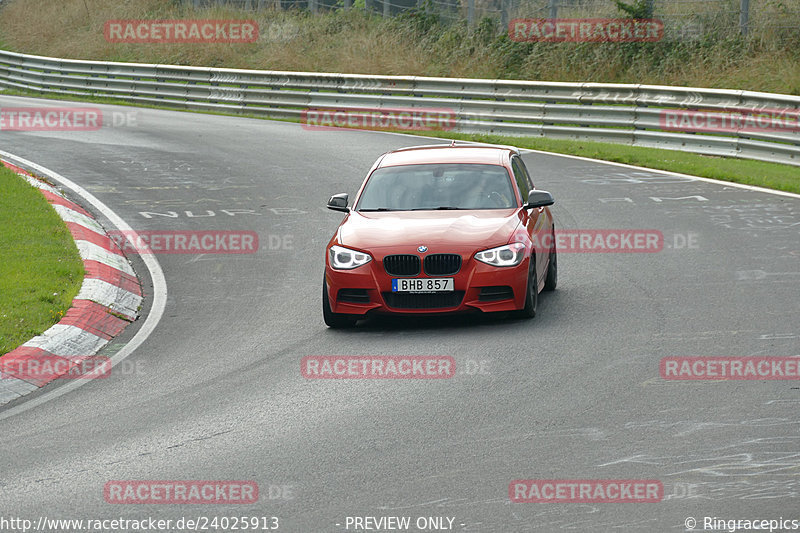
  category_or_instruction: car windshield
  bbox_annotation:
[356,163,516,211]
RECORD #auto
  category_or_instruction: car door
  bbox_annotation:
[511,156,551,288]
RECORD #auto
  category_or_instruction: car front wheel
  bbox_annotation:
[517,256,538,319]
[543,226,557,291]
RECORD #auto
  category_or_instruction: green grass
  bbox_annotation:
[1,0,799,94]
[417,131,800,194]
[0,166,84,356]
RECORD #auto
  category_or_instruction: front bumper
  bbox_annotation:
[325,249,530,316]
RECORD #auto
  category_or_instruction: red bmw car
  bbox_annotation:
[323,143,557,328]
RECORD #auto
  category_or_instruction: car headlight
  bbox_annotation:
[474,243,526,267]
[329,245,372,270]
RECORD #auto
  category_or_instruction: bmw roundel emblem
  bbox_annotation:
[418,245,428,253]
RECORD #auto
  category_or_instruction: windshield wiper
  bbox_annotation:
[358,207,397,212]
[410,206,463,211]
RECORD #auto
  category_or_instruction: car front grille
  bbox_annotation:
[383,254,420,276]
[382,291,465,309]
[423,254,462,276]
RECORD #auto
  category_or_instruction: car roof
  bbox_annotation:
[377,143,520,168]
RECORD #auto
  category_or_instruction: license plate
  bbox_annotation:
[392,278,454,293]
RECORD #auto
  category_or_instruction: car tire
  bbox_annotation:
[543,226,557,292]
[322,279,357,328]
[517,256,538,319]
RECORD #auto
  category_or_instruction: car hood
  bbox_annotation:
[338,210,522,252]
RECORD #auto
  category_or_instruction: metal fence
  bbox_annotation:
[0,48,798,165]
[182,0,800,36]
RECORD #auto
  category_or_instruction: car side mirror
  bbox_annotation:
[327,193,349,212]
[524,190,554,209]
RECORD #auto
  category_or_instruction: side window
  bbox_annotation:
[518,157,534,188]
[511,157,532,202]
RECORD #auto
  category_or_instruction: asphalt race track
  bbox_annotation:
[1,95,798,532]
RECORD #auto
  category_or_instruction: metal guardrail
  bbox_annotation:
[0,49,798,166]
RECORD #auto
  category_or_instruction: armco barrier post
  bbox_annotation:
[740,0,750,35]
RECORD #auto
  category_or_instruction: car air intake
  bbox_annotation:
[382,291,465,309]
[337,288,370,303]
[423,254,462,276]
[478,286,514,302]
[383,254,421,276]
